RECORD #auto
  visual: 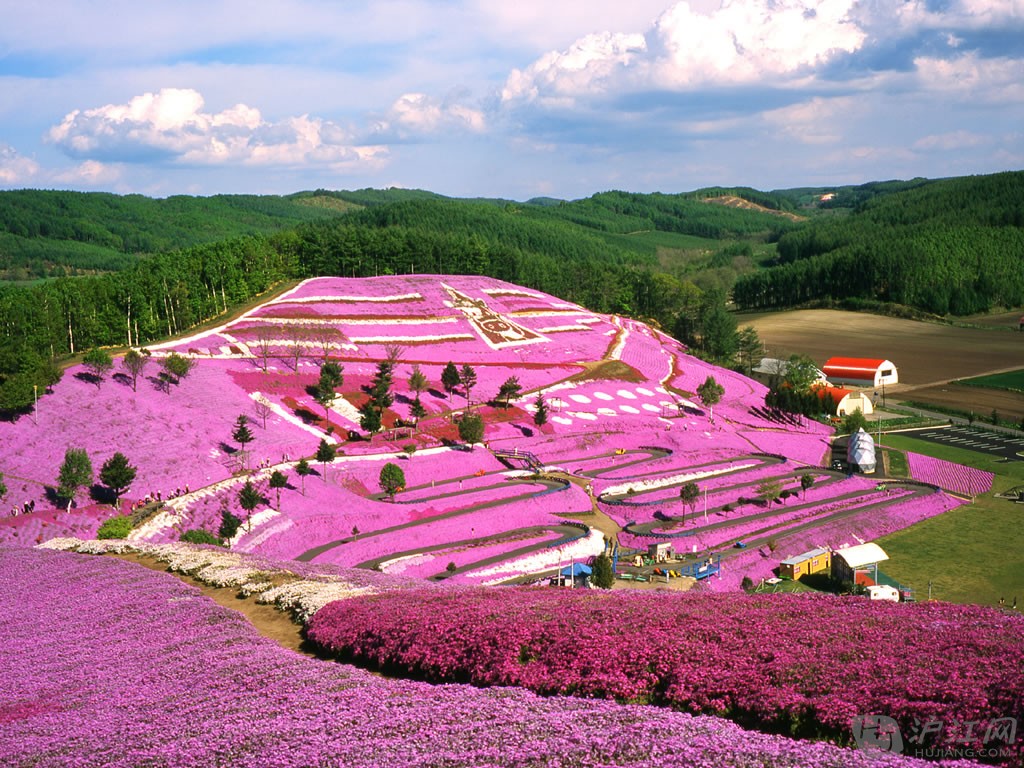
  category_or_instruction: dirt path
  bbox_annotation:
[114,552,315,656]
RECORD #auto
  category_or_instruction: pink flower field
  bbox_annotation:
[906,452,995,496]
[0,275,984,593]
[4,267,1017,768]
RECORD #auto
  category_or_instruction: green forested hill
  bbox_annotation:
[0,190,348,280]
[1,172,1022,414]
[733,172,1024,315]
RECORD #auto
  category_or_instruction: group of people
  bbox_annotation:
[132,486,192,509]
[8,500,35,516]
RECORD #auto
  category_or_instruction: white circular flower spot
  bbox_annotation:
[619,404,640,414]
[593,392,614,401]
[642,403,660,412]
[552,416,573,425]
[636,387,654,396]
[569,394,592,404]
[597,408,617,416]
[616,389,637,400]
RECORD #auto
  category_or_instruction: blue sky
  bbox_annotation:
[1,0,1021,200]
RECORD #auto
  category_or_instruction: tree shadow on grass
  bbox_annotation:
[74,371,102,387]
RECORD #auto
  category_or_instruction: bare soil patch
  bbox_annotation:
[900,384,1024,421]
[702,196,806,223]
[570,360,646,383]
[740,309,1024,388]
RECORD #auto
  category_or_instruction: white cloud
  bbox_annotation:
[375,93,486,139]
[48,88,389,170]
[914,53,1024,103]
[501,0,866,105]
[0,144,40,185]
[53,160,123,186]
[913,130,990,151]
[762,97,854,145]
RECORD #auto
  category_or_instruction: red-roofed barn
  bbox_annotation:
[823,357,898,388]
[813,385,874,416]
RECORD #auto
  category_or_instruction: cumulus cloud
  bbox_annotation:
[501,0,867,106]
[48,88,388,170]
[0,144,40,185]
[373,93,487,140]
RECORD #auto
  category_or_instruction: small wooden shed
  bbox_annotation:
[779,547,831,580]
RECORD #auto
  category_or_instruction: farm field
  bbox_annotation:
[956,369,1024,391]
[740,308,1024,420]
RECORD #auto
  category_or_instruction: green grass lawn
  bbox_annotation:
[955,368,1024,392]
[877,434,1024,606]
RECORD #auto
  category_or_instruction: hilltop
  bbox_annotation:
[1,275,961,588]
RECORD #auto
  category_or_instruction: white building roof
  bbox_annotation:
[780,547,830,565]
[835,542,889,569]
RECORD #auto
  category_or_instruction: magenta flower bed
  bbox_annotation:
[0,546,961,768]
[906,452,994,496]
[308,586,1024,761]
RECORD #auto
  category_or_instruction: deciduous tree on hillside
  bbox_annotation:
[82,348,113,388]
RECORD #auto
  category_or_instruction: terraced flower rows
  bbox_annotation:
[0,275,967,587]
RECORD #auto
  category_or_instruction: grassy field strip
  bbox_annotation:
[877,433,1024,606]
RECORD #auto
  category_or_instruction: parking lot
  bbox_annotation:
[894,425,1024,461]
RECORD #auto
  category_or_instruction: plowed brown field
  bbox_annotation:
[740,309,1024,419]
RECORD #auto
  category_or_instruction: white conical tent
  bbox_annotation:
[846,428,876,473]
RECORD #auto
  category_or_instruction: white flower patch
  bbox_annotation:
[536,325,590,333]
[597,408,617,416]
[568,394,592,404]
[348,333,475,344]
[619,405,640,414]
[329,397,363,426]
[570,412,598,421]
[271,293,423,304]
[616,389,637,400]
[656,386,669,394]
[36,537,87,551]
[552,416,573,425]
[593,392,614,401]
[257,579,376,623]
[378,553,435,574]
[601,463,757,497]
[250,392,340,444]
[637,387,655,396]
[473,528,605,585]
[227,508,282,548]
[480,288,544,298]
[260,316,459,326]
[642,403,661,413]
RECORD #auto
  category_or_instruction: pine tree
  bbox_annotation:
[269,470,287,509]
[99,452,137,505]
[460,364,477,408]
[533,394,548,427]
[315,439,337,481]
[379,462,406,501]
[238,480,263,532]
[408,365,428,396]
[410,394,427,425]
[295,458,312,495]
[497,376,522,408]
[591,553,615,589]
[441,361,461,403]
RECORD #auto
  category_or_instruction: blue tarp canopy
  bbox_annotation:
[560,563,592,577]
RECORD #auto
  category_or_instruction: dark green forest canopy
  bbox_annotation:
[0,189,346,280]
[733,171,1024,315]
